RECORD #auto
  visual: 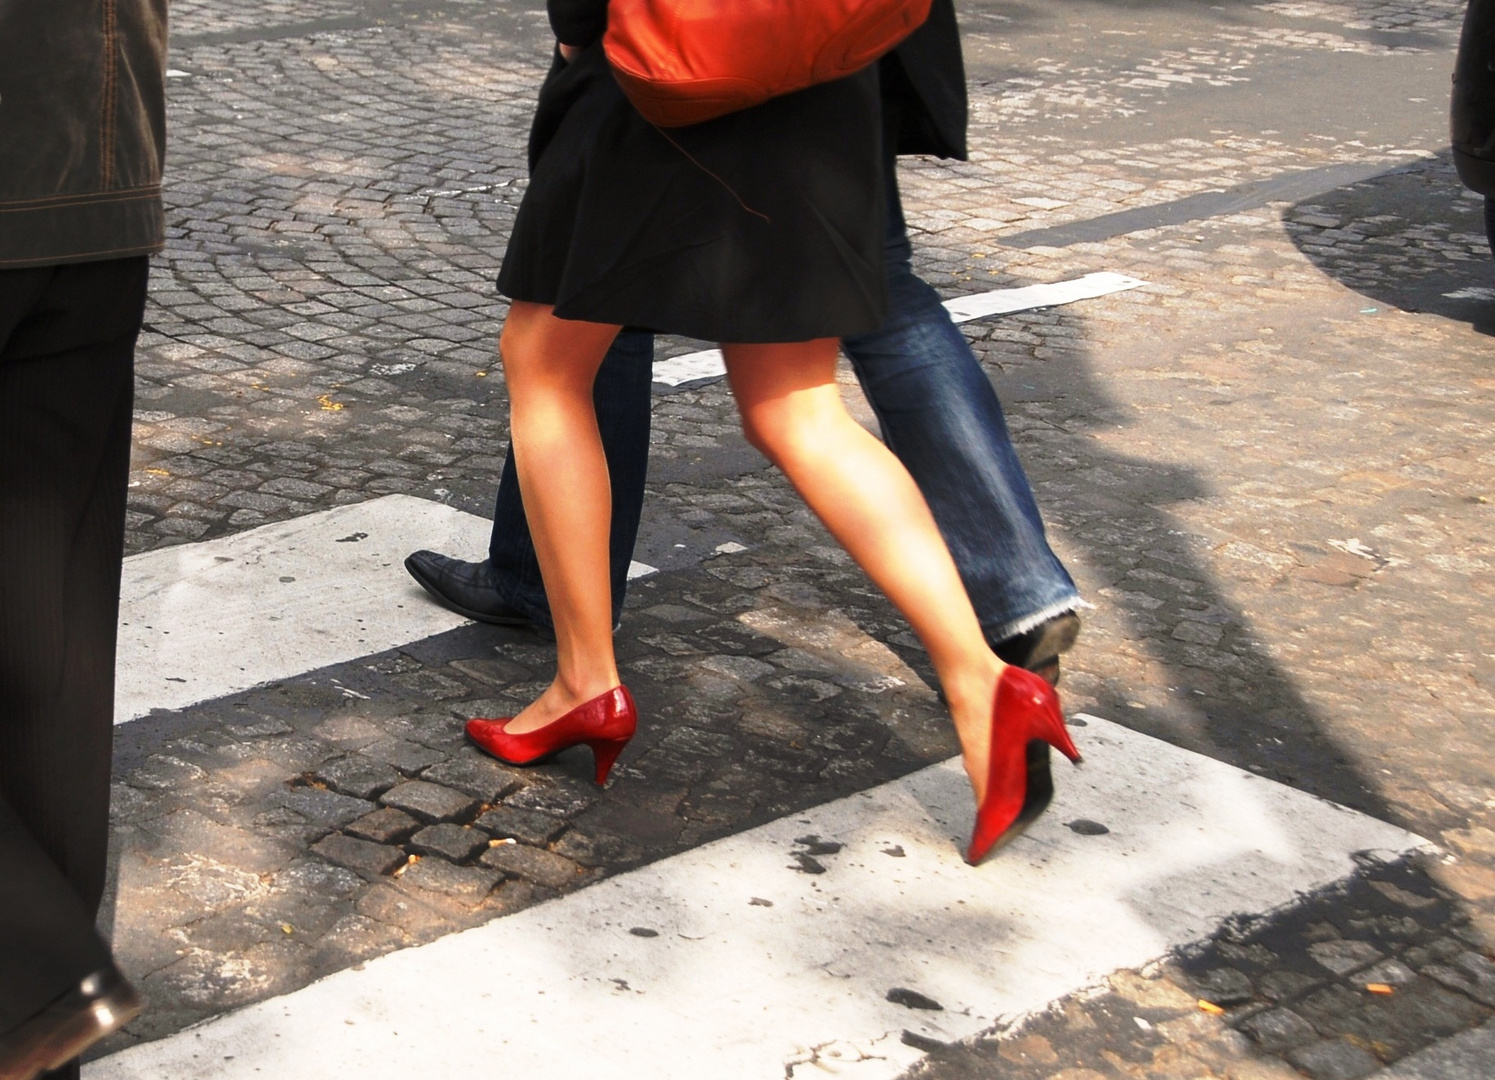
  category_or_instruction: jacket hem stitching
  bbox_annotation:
[0,187,160,213]
[0,242,164,268]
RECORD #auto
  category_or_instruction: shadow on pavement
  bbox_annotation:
[1284,153,1495,334]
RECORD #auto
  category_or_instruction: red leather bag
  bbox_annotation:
[604,0,933,128]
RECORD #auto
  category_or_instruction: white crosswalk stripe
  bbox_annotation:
[88,715,1422,1080]
[649,273,1147,386]
[116,495,651,725]
[117,496,491,724]
[102,494,1423,1078]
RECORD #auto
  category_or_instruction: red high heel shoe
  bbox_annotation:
[466,685,637,785]
[966,666,1082,865]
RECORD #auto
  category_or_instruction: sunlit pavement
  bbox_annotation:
[86,1,1495,1077]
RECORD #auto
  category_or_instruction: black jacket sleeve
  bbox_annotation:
[548,0,608,47]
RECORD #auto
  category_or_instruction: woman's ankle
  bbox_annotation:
[941,658,1005,742]
[553,669,622,708]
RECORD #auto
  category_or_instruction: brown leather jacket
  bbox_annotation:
[0,0,168,268]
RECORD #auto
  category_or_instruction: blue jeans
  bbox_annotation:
[489,160,1079,643]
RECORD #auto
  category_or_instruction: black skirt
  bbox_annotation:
[496,45,887,344]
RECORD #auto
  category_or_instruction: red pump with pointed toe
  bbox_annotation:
[466,685,637,785]
[966,665,1082,865]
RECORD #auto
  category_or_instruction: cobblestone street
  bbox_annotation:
[78,0,1495,1077]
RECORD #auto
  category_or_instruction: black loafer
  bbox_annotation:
[993,610,1081,687]
[0,965,143,1080]
[404,550,550,635]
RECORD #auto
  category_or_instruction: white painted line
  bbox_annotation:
[89,715,1425,1080]
[940,271,1147,322]
[118,501,699,723]
[116,495,491,724]
[650,273,1147,386]
[652,347,727,387]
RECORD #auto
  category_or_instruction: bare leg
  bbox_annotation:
[722,340,1007,801]
[498,302,625,733]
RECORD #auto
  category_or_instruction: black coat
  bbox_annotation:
[505,0,889,341]
[1453,0,1495,195]
[883,0,968,160]
[549,0,968,159]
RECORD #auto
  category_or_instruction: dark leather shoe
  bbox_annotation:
[993,611,1081,687]
[404,550,550,635]
[0,964,143,1080]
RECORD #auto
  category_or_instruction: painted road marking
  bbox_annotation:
[89,715,1424,1080]
[650,272,1148,386]
[118,496,658,724]
[117,495,489,723]
[940,271,1146,322]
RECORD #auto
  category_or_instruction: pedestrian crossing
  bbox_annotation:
[116,495,655,725]
[89,702,1421,1079]
[97,492,1425,1079]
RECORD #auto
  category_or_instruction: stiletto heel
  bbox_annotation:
[467,685,637,786]
[587,737,630,785]
[966,666,1082,865]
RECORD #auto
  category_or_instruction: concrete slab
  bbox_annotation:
[116,495,491,723]
[89,715,1425,1080]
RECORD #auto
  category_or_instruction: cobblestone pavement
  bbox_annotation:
[92,0,1494,1076]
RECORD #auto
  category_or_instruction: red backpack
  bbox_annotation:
[604,0,933,128]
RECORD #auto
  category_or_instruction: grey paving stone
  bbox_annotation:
[129,755,208,790]
[1260,969,1327,1001]
[1297,979,1491,1062]
[478,842,587,890]
[315,755,401,800]
[379,780,480,824]
[551,828,642,869]
[311,833,406,879]
[409,823,488,863]
[276,787,374,830]
[472,805,568,846]
[1191,966,1256,1007]
[1310,940,1386,976]
[399,858,503,904]
[504,779,596,818]
[1240,1007,1320,1053]
[344,807,421,845]
[420,753,527,802]
[1420,952,1495,1007]
[225,717,294,738]
[1288,1039,1382,1080]
[361,737,447,774]
[1371,1017,1495,1079]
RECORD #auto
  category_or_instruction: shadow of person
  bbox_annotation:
[906,292,1404,828]
[1283,152,1495,334]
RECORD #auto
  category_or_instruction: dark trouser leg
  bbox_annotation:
[842,155,1080,645]
[489,329,654,629]
[0,257,146,1078]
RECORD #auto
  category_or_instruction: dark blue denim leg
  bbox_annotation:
[488,329,654,629]
[842,163,1080,645]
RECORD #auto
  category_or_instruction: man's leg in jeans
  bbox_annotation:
[843,159,1081,651]
[489,330,654,630]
